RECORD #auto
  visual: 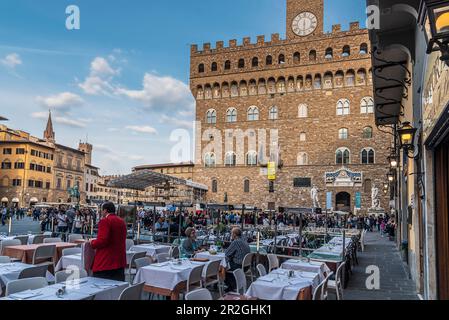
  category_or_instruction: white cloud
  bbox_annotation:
[79,57,119,95]
[125,125,158,135]
[36,92,84,111]
[160,115,193,129]
[31,111,87,128]
[116,73,194,111]
[1,53,22,69]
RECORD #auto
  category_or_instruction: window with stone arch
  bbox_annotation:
[212,179,218,193]
[247,106,259,121]
[206,109,217,124]
[325,47,333,59]
[360,97,374,114]
[244,179,250,193]
[266,55,273,65]
[246,151,258,166]
[293,52,300,64]
[363,126,373,139]
[336,99,350,116]
[360,43,368,55]
[211,62,218,72]
[361,148,375,164]
[204,153,216,168]
[269,106,278,120]
[298,104,308,118]
[238,58,245,69]
[299,132,306,142]
[297,152,308,166]
[342,45,351,57]
[309,50,317,62]
[339,128,349,140]
[224,60,231,70]
[278,54,285,64]
[198,64,205,73]
[226,108,237,123]
[252,57,259,68]
[225,152,237,167]
[336,148,350,165]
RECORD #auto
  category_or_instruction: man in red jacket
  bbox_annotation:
[90,202,127,281]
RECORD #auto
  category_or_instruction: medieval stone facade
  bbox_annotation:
[189,0,391,212]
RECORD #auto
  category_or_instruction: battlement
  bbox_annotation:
[191,22,366,55]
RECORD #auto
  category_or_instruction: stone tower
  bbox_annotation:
[78,142,93,165]
[286,0,324,40]
[43,111,55,143]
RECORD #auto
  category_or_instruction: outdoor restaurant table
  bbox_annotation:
[1,277,128,300]
[129,244,171,259]
[133,259,208,300]
[246,269,320,300]
[3,243,78,264]
[220,293,257,301]
[55,253,82,272]
[195,251,228,269]
[281,259,331,282]
[0,262,54,296]
[307,236,352,271]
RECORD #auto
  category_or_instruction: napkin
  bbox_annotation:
[9,290,43,300]
[151,262,169,268]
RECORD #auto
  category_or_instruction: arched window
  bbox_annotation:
[226,108,237,123]
[238,59,245,68]
[225,152,237,167]
[246,151,258,166]
[269,106,278,120]
[339,128,349,140]
[360,43,368,55]
[204,153,216,167]
[212,179,218,193]
[247,106,259,121]
[211,62,217,72]
[278,54,285,64]
[198,64,205,73]
[336,148,350,164]
[345,70,355,86]
[337,99,350,116]
[325,48,333,59]
[309,50,317,61]
[342,45,351,57]
[298,104,308,118]
[363,126,373,139]
[314,74,322,89]
[224,60,231,70]
[244,179,250,193]
[299,132,306,142]
[361,148,375,164]
[206,109,217,124]
[361,97,374,114]
[252,57,259,67]
[364,179,372,193]
[293,52,300,64]
[297,152,308,166]
[324,72,333,89]
[266,55,273,65]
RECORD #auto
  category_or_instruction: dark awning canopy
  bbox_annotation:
[367,0,421,125]
[107,169,208,192]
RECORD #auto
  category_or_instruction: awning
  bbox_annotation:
[12,198,19,203]
[367,0,420,126]
[30,197,39,203]
[1,197,8,202]
[107,169,208,191]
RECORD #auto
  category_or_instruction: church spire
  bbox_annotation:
[44,110,55,142]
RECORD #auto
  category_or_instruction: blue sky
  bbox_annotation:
[0,0,367,175]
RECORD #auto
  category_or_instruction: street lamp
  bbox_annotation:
[387,171,395,183]
[388,154,398,169]
[421,0,449,65]
[397,122,420,160]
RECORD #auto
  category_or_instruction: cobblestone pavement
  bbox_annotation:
[0,217,41,236]
[343,231,419,300]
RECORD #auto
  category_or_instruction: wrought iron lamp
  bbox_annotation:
[421,0,449,65]
[397,122,419,159]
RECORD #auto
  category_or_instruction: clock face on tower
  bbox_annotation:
[292,12,318,36]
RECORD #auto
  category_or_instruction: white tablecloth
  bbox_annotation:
[0,262,54,295]
[195,252,228,269]
[133,260,207,290]
[246,269,320,300]
[55,254,82,272]
[281,260,331,282]
[130,244,171,258]
[1,277,128,300]
[314,237,352,257]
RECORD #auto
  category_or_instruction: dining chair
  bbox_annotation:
[62,247,82,256]
[14,236,29,246]
[185,288,213,301]
[232,268,247,295]
[67,234,83,244]
[18,265,48,279]
[256,264,267,277]
[6,277,48,296]
[169,246,180,259]
[32,235,46,245]
[267,254,279,272]
[55,268,88,283]
[118,282,145,300]
[32,244,56,274]
[241,253,254,282]
[186,265,205,293]
[134,257,152,271]
[313,272,333,300]
[155,253,170,263]
[43,238,62,244]
[0,239,21,255]
[0,256,11,264]
[328,262,345,300]
[127,251,147,283]
[202,260,222,297]
[126,239,135,251]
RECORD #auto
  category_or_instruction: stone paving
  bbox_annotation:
[0,217,41,236]
[343,231,419,300]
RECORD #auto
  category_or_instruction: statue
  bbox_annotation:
[371,184,380,209]
[311,185,320,208]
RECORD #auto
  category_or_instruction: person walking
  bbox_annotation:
[90,202,127,282]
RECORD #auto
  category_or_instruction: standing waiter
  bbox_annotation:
[90,202,127,281]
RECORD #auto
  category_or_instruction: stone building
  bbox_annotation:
[189,0,391,212]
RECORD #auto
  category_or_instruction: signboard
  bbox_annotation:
[293,178,312,188]
[355,192,362,209]
[267,162,276,180]
[326,192,333,210]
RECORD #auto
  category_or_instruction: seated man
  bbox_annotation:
[224,227,251,292]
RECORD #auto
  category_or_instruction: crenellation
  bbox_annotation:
[203,43,211,51]
[243,37,251,47]
[229,39,237,48]
[216,41,224,49]
[350,21,360,31]
[271,33,280,43]
[332,24,341,33]
[257,35,265,45]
